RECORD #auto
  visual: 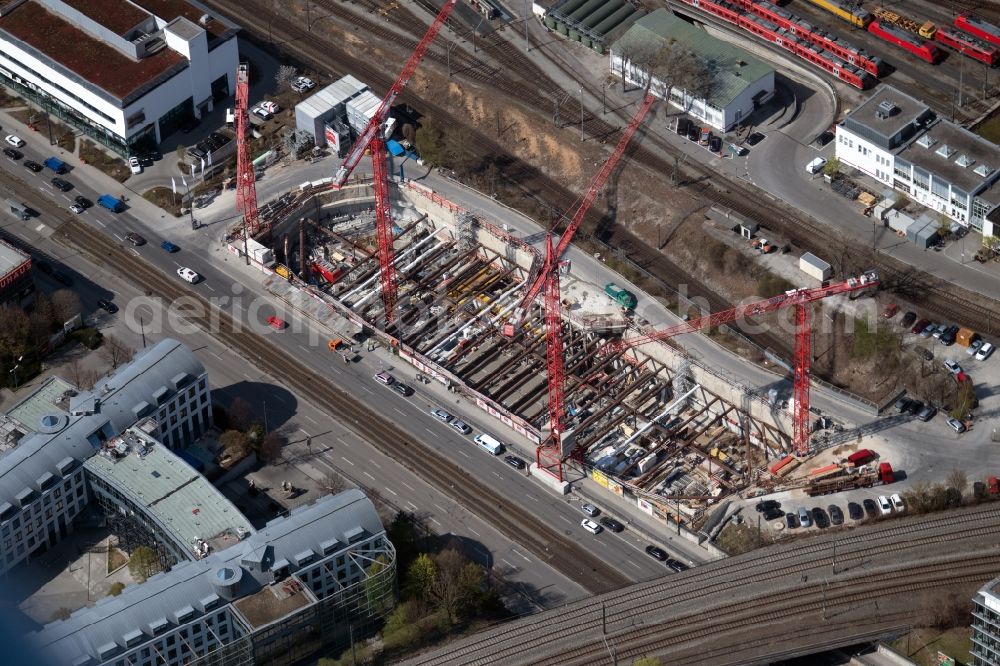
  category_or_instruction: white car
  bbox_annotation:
[176,267,200,283]
[943,359,962,375]
[260,100,280,114]
[291,76,316,92]
[976,342,994,361]
[581,519,603,535]
[373,371,394,386]
[4,134,25,148]
[877,495,892,516]
[251,106,272,121]
[128,156,142,174]
[69,204,84,214]
[805,157,826,174]
[890,493,905,512]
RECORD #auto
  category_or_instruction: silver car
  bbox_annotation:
[430,408,452,423]
[449,419,471,435]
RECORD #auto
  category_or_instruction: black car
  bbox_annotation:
[763,507,784,521]
[862,498,878,518]
[390,382,413,397]
[709,135,722,152]
[599,517,625,533]
[35,260,53,275]
[847,502,863,520]
[676,118,691,136]
[686,125,699,142]
[3,147,22,160]
[827,504,844,525]
[97,299,118,314]
[504,455,526,470]
[755,499,780,513]
[905,399,924,416]
[785,512,799,529]
[746,132,766,146]
[645,545,668,561]
[811,507,829,529]
[52,270,73,286]
[940,325,959,346]
[23,159,42,172]
[51,177,72,191]
[74,195,93,209]
[900,311,917,328]
[666,559,689,573]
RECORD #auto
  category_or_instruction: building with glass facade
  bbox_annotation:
[972,575,1000,665]
[0,0,239,155]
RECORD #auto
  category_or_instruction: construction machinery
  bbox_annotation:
[234,63,260,237]
[872,7,936,38]
[332,0,458,328]
[601,271,880,456]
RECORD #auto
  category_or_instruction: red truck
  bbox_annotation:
[806,462,894,496]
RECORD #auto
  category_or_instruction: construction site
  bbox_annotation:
[221,1,882,531]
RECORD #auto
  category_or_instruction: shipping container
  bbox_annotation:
[808,463,842,480]
[799,252,831,281]
[847,449,876,465]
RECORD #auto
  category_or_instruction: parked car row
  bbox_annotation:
[787,494,904,529]
[892,306,993,360]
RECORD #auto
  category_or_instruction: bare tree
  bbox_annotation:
[227,397,255,431]
[614,32,659,92]
[219,429,249,460]
[65,358,86,388]
[100,335,134,369]
[0,307,30,361]
[50,289,80,326]
[274,65,297,92]
[946,468,968,495]
[320,472,348,496]
[257,429,285,463]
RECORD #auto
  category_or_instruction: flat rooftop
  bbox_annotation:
[5,376,75,434]
[130,0,232,39]
[60,0,152,37]
[841,86,931,146]
[83,426,254,559]
[0,0,186,101]
[232,580,314,629]
[0,239,30,278]
[896,119,1000,196]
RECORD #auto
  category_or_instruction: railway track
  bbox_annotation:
[1,186,629,595]
[403,504,1000,664]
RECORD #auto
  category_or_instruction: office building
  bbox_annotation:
[973,575,1000,665]
[0,0,239,155]
[836,85,1000,236]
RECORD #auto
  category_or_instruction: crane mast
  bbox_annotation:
[234,63,260,236]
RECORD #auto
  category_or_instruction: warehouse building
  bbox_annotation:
[0,339,212,576]
[540,0,645,53]
[0,237,34,307]
[28,490,396,666]
[609,10,775,131]
[0,0,239,155]
[836,85,1000,236]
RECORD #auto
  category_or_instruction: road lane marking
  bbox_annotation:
[401,481,414,491]
[430,517,441,526]
[340,456,354,465]
[434,504,446,512]
[393,407,406,416]
[512,549,531,563]
[425,427,435,435]
[299,428,310,437]
[407,501,418,511]
[501,558,515,568]
[298,345,308,353]
[458,450,470,458]
[468,527,481,537]
[35,224,45,232]
[493,471,502,479]
[335,436,346,446]
[360,385,373,394]
[363,472,375,480]
[526,495,539,502]
[559,515,572,523]
[96,220,106,227]
[303,414,318,425]
[205,284,216,292]
[385,487,398,496]
[629,560,642,570]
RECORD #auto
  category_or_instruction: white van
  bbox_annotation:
[806,157,827,174]
[473,433,504,455]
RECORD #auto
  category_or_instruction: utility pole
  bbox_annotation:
[602,82,607,115]
[139,316,146,349]
[580,87,585,139]
[524,0,530,51]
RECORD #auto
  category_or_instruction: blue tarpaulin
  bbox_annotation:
[386,139,405,156]
[178,450,204,471]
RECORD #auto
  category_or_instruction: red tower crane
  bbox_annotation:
[332,0,458,328]
[538,234,566,480]
[234,63,260,236]
[515,93,655,319]
[600,271,880,456]
[530,94,655,481]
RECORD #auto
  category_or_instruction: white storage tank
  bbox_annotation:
[799,252,831,282]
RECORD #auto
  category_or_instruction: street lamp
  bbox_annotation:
[9,355,23,390]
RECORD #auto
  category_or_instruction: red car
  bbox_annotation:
[266,315,286,330]
[911,318,930,335]
[881,303,898,319]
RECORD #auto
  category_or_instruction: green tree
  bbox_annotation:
[404,552,436,603]
[108,582,125,597]
[414,116,447,167]
[633,659,662,666]
[822,157,841,177]
[128,545,161,582]
[937,214,952,238]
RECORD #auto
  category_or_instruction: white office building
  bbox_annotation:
[836,85,1000,237]
[609,9,775,132]
[0,339,213,576]
[972,575,1000,665]
[0,0,239,155]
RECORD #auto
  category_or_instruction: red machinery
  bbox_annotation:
[333,0,458,327]
[513,94,655,323]
[601,271,880,455]
[538,234,566,480]
[234,63,260,236]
